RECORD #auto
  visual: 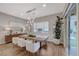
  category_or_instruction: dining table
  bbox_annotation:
[19,34,48,49]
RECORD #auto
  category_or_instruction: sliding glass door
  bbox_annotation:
[67,4,77,56]
[68,13,77,56]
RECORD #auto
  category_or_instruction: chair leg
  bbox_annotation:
[25,50,29,56]
[32,53,35,56]
[38,48,41,56]
[28,51,30,56]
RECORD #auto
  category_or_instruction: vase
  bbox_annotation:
[53,39,60,45]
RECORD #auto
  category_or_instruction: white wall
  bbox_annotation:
[0,31,5,44]
[35,13,63,42]
[0,12,27,44]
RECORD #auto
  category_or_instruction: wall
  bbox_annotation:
[0,12,26,26]
[0,31,6,44]
[0,12,27,44]
[35,13,63,42]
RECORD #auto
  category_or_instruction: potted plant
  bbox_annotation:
[53,16,63,45]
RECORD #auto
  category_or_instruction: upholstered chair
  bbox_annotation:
[26,39,40,55]
[17,38,26,47]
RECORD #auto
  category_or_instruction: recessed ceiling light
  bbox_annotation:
[42,4,46,7]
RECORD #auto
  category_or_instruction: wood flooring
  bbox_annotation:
[0,42,64,56]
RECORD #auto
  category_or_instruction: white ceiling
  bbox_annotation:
[0,3,66,19]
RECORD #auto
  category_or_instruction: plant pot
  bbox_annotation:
[53,39,60,45]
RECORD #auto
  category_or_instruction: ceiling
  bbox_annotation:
[0,3,67,19]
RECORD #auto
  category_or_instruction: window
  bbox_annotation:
[34,21,49,33]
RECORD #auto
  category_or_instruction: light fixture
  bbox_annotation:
[42,4,46,7]
[25,8,36,33]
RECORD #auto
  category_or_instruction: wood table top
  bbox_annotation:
[19,35,48,42]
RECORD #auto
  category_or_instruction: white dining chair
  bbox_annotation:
[26,39,40,55]
[12,37,19,45]
[17,38,26,47]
